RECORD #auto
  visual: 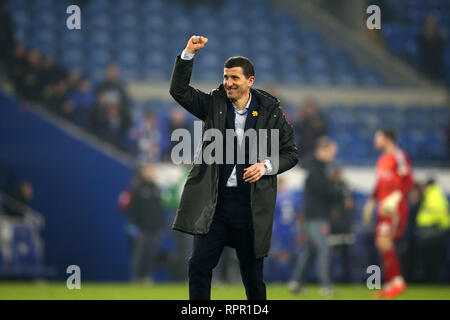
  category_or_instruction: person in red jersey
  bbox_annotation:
[363,128,414,299]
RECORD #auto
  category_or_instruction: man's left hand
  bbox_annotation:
[243,163,266,183]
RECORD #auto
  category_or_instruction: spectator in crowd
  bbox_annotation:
[415,178,450,283]
[8,44,28,97]
[164,108,192,161]
[400,182,423,282]
[39,55,67,95]
[267,178,300,282]
[69,79,95,127]
[90,64,132,148]
[129,111,161,163]
[46,79,70,115]
[4,15,134,156]
[417,15,446,83]
[125,164,165,283]
[22,49,43,103]
[96,64,130,111]
[117,171,140,263]
[329,166,354,283]
[56,72,81,119]
[2,181,34,220]
[88,91,106,133]
[294,98,327,159]
[7,43,71,111]
[93,92,131,150]
[288,136,341,297]
[65,72,81,96]
[0,1,14,68]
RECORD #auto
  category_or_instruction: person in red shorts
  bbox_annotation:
[363,128,414,299]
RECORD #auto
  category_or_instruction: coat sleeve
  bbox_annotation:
[272,107,299,174]
[169,55,212,121]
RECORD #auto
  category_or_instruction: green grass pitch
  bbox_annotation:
[0,283,449,300]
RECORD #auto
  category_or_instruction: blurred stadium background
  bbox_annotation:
[0,0,449,299]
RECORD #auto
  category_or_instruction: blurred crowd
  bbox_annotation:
[1,0,448,165]
[1,2,191,158]
[272,139,450,289]
[117,143,449,286]
[2,41,198,159]
[4,43,135,152]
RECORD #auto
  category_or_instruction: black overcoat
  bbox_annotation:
[169,55,298,258]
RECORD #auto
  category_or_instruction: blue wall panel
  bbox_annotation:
[0,92,132,281]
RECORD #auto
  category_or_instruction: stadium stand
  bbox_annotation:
[4,0,448,165]
[1,0,449,284]
[374,0,450,85]
[6,0,385,86]
[130,99,449,164]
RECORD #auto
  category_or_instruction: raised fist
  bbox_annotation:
[185,35,208,54]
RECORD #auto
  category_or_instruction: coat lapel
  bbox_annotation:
[244,94,259,132]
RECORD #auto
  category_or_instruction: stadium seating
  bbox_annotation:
[6,0,386,86]
[374,0,450,85]
[321,104,448,162]
[4,0,448,164]
[140,100,449,164]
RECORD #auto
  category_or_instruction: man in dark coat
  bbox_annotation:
[417,15,445,83]
[329,166,354,283]
[127,164,164,282]
[169,36,298,300]
[288,136,341,297]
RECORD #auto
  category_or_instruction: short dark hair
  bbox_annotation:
[224,56,255,78]
[315,135,335,151]
[378,128,397,143]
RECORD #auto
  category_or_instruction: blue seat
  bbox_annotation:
[348,136,370,159]
[7,0,398,99]
[359,67,384,86]
[335,72,359,86]
[430,107,450,126]
[423,132,446,159]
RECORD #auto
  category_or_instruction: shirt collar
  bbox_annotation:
[232,93,252,115]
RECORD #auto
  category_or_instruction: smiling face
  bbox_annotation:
[223,66,254,101]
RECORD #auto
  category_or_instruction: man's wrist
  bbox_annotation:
[263,159,272,175]
[181,49,195,60]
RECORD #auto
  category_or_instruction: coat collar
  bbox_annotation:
[225,93,259,132]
